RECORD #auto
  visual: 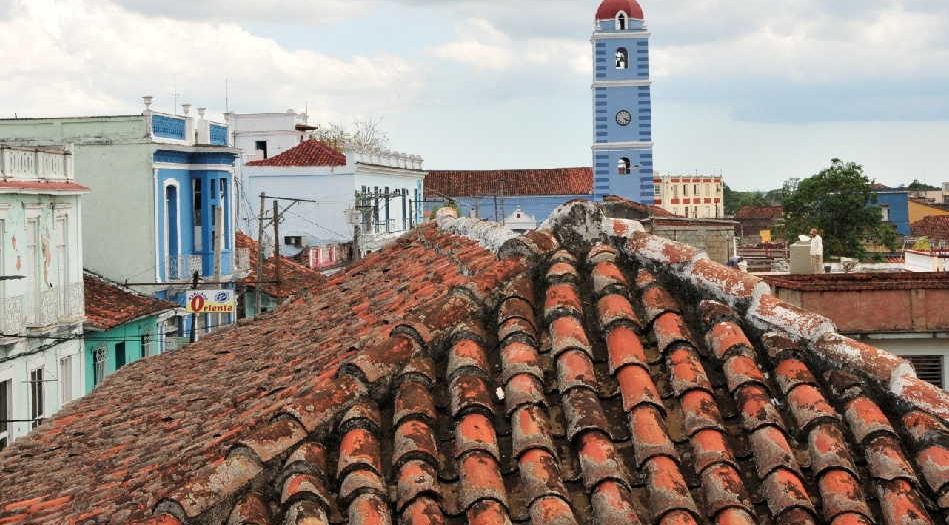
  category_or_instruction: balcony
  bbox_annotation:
[167,254,203,282]
[23,283,84,329]
[0,146,73,181]
[0,295,24,336]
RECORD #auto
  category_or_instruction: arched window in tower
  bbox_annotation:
[617,157,632,175]
[615,48,628,69]
[616,12,627,31]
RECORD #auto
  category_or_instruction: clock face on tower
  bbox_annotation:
[615,110,632,126]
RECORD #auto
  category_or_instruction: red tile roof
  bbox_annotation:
[0,180,89,193]
[735,205,783,220]
[912,215,949,241]
[235,232,324,299]
[602,194,679,218]
[426,168,593,197]
[596,0,644,20]
[2,203,948,525]
[245,139,346,167]
[83,272,178,331]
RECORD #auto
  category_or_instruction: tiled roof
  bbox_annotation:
[245,139,346,167]
[235,232,325,299]
[83,272,178,331]
[764,272,949,291]
[426,168,593,197]
[602,194,678,218]
[734,205,784,220]
[2,202,948,525]
[913,215,949,241]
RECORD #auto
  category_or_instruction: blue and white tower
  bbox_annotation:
[592,0,654,203]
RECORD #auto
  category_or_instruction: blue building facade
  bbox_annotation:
[592,0,654,204]
[874,190,911,236]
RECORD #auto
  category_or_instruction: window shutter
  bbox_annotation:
[906,355,944,389]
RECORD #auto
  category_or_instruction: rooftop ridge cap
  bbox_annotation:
[620,228,949,425]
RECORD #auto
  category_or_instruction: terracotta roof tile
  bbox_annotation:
[245,139,346,167]
[83,272,178,330]
[236,232,324,299]
[425,168,593,197]
[734,205,783,220]
[912,214,949,241]
[4,201,948,525]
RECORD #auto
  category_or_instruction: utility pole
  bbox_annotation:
[190,271,199,343]
[256,192,266,317]
[273,200,281,285]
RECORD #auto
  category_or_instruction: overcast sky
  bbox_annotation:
[2,0,948,190]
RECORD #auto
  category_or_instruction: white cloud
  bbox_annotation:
[0,0,420,122]
[113,0,370,26]
[427,18,514,71]
[428,18,590,75]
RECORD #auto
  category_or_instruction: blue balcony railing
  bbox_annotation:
[152,114,187,141]
[209,124,228,146]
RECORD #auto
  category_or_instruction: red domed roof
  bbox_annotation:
[596,0,644,20]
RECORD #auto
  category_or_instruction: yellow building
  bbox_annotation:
[908,198,949,225]
[653,174,725,218]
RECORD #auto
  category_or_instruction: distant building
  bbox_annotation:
[225,111,316,233]
[235,232,324,318]
[908,198,949,226]
[734,205,784,244]
[0,146,87,449]
[82,272,178,393]
[766,272,949,388]
[425,168,593,223]
[0,99,242,338]
[908,185,947,205]
[243,139,425,257]
[912,215,949,248]
[653,174,725,218]
[874,189,911,235]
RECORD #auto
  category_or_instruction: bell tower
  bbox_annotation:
[592,0,654,203]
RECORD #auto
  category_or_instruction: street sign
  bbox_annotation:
[186,290,236,314]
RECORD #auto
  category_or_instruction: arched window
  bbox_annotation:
[617,157,632,175]
[617,13,627,31]
[615,47,628,69]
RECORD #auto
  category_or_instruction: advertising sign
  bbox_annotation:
[186,290,236,314]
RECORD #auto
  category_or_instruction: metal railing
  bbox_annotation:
[167,254,203,281]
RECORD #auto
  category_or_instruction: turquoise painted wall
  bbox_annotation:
[83,315,161,393]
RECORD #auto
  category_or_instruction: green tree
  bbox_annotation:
[782,159,898,258]
[723,184,774,215]
[906,179,939,191]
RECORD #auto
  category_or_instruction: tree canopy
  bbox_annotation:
[723,184,783,215]
[905,179,939,191]
[313,119,390,152]
[782,159,897,258]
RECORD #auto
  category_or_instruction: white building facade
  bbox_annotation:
[0,146,86,449]
[243,140,426,257]
[653,174,725,218]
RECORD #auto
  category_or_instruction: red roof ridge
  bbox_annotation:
[425,167,593,197]
[245,139,346,168]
